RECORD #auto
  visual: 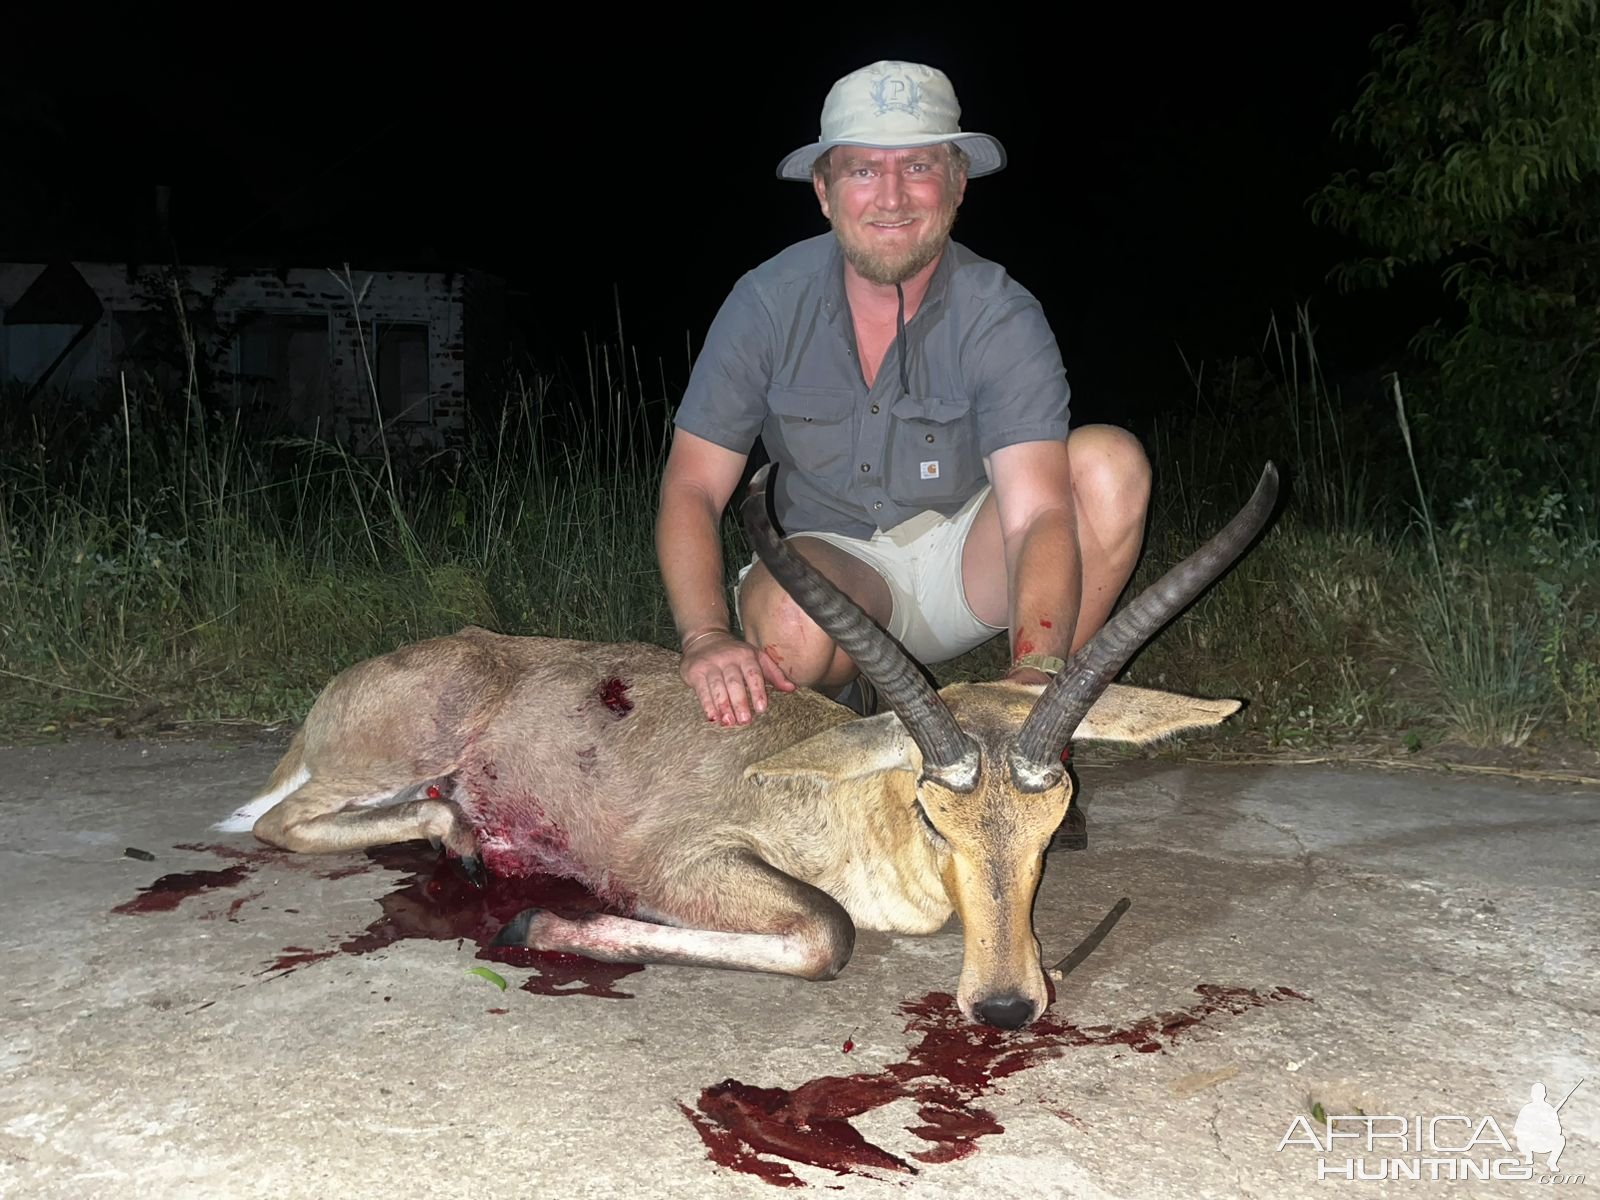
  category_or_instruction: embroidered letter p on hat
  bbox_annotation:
[776,60,1007,181]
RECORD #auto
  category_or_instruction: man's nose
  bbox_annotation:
[874,170,905,209]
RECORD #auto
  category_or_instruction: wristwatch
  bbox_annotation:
[1013,653,1066,676]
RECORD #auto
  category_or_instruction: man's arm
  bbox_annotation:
[984,439,1082,685]
[657,430,795,724]
[657,267,791,723]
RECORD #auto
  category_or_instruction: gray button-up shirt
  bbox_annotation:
[675,233,1072,539]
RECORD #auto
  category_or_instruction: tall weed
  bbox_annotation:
[2,294,1595,753]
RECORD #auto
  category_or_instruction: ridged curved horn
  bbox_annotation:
[1012,461,1281,781]
[740,463,979,785]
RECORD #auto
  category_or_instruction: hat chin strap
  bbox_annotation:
[896,283,909,396]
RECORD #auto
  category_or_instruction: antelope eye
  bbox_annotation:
[914,800,945,842]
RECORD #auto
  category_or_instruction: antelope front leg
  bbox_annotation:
[493,852,856,981]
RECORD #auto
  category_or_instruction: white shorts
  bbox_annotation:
[735,486,1006,665]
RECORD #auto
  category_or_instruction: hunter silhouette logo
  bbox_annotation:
[1515,1079,1580,1172]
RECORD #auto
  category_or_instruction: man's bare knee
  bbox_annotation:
[738,538,891,691]
[740,569,840,688]
[1068,425,1152,523]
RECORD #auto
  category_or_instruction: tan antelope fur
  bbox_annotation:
[217,461,1279,1028]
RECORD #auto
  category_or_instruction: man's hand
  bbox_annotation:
[680,631,796,726]
[657,431,795,726]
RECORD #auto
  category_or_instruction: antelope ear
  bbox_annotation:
[745,712,915,784]
[1070,683,1242,744]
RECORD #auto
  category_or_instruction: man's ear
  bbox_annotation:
[813,164,832,219]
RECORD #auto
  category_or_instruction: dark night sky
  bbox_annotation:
[5,6,1432,425]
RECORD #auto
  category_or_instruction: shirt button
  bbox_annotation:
[860,464,870,473]
[870,404,880,414]
[874,500,883,510]
[925,433,935,442]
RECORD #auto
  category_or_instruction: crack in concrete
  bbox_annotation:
[1243,812,1322,895]
[1206,1103,1259,1200]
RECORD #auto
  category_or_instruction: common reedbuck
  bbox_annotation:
[218,461,1279,1028]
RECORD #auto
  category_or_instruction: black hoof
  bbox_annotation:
[491,908,542,948]
[455,854,487,890]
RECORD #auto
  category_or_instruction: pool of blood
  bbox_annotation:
[342,843,644,999]
[111,863,258,915]
[114,841,642,999]
[682,984,1311,1188]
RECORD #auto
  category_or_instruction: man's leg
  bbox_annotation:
[957,424,1151,851]
[738,424,1150,700]
[958,424,1152,647]
[737,537,894,693]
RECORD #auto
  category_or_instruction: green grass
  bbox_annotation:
[2,301,1596,759]
[0,340,688,729]
[1106,312,1600,757]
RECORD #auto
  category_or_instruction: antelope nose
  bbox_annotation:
[973,994,1033,1030]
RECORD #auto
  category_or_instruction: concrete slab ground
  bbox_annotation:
[0,734,1594,1198]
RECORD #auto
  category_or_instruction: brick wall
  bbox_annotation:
[0,261,502,454]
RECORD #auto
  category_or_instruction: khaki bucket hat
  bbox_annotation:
[776,60,1007,181]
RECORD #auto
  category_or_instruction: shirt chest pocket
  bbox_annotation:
[888,394,976,504]
[764,387,855,482]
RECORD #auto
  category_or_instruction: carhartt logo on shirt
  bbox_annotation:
[920,460,940,480]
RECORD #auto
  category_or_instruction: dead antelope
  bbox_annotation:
[216,460,1279,1028]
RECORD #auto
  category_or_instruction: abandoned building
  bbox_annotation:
[0,259,507,453]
